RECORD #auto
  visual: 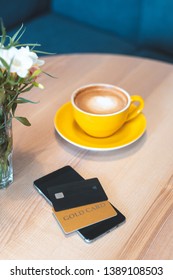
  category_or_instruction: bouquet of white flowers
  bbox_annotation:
[0,21,49,188]
[0,22,46,126]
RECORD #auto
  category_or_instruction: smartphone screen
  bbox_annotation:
[34,166,126,242]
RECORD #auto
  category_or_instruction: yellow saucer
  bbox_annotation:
[54,102,147,151]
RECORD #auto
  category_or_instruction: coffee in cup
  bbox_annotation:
[74,86,128,115]
[71,84,144,138]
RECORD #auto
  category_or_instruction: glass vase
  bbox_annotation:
[0,107,13,189]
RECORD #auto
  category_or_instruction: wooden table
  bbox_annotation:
[0,54,173,260]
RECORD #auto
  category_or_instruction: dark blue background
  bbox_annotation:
[1,0,173,63]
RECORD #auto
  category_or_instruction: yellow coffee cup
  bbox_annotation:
[71,84,144,138]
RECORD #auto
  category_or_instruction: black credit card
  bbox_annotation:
[47,178,108,211]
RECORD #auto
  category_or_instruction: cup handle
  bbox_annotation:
[126,95,144,122]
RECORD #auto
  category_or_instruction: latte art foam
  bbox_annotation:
[74,86,128,114]
[87,96,118,113]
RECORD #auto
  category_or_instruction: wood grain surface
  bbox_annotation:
[0,54,173,260]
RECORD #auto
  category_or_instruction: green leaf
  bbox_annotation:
[0,88,5,103]
[15,97,39,104]
[11,24,25,42]
[0,57,10,70]
[7,79,20,86]
[15,116,31,126]
[33,50,56,55]
[30,69,42,79]
[42,71,57,79]
[0,71,3,78]
[14,43,41,48]
[0,18,6,46]
[20,84,34,93]
[12,103,17,116]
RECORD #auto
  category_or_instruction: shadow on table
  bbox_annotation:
[54,130,147,162]
[10,148,45,201]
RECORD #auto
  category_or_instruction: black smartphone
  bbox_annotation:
[78,205,125,243]
[33,166,126,242]
[33,166,84,205]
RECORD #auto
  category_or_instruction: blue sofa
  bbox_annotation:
[2,0,173,63]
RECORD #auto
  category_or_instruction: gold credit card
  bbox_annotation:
[53,201,117,234]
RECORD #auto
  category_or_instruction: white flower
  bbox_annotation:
[0,46,45,78]
[0,46,17,66]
